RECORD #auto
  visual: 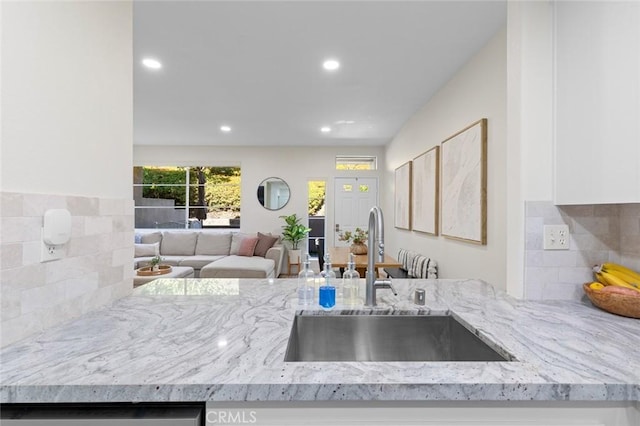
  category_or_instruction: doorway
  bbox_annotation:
[308,180,326,259]
[333,177,378,248]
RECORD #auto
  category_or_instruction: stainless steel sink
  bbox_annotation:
[284,314,512,362]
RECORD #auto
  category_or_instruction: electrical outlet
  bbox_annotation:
[41,241,64,262]
[543,225,570,250]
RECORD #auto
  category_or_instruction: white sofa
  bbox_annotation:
[134,230,285,278]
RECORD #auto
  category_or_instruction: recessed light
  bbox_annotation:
[142,58,162,69]
[220,125,232,133]
[335,120,355,125]
[320,126,332,133]
[322,59,340,71]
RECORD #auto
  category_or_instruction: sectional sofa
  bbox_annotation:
[134,230,286,278]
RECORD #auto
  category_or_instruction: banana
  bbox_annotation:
[598,271,640,292]
[601,262,640,282]
[600,263,640,289]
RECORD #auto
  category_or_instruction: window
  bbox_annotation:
[335,155,377,170]
[133,166,241,229]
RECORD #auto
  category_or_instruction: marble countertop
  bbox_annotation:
[1,278,638,403]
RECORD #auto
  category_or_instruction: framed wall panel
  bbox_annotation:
[440,119,487,244]
[394,161,412,230]
[412,146,439,235]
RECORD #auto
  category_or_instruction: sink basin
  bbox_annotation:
[284,314,512,362]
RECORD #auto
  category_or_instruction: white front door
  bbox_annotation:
[333,177,378,247]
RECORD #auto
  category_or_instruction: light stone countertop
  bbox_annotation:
[0,278,638,403]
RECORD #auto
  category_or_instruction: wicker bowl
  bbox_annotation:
[136,265,172,276]
[583,283,640,319]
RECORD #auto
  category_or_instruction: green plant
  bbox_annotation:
[338,227,368,245]
[279,214,312,250]
[149,255,162,269]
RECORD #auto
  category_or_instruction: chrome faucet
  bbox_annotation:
[365,206,397,306]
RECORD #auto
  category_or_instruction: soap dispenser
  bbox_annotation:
[318,253,336,310]
[297,253,315,306]
[342,253,360,306]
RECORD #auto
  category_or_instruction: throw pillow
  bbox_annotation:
[140,231,162,245]
[237,237,259,257]
[135,242,159,257]
[230,233,251,255]
[160,232,198,256]
[253,232,279,257]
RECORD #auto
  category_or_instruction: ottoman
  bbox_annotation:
[133,266,195,287]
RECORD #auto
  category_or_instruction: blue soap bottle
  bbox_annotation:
[318,254,336,310]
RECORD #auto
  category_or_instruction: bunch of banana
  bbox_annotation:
[592,262,640,294]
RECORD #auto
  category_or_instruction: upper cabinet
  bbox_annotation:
[553,1,640,204]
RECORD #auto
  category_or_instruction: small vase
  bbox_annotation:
[152,264,159,272]
[350,242,367,255]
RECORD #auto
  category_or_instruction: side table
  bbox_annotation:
[288,261,301,276]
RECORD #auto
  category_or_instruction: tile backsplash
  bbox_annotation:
[524,201,640,300]
[0,192,134,347]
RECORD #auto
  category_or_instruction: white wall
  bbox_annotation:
[383,29,507,290]
[504,1,555,298]
[134,145,385,247]
[0,1,133,346]
[1,1,133,198]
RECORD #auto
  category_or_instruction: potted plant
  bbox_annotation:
[279,213,312,264]
[338,227,368,255]
[149,255,163,271]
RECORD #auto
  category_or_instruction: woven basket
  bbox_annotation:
[583,283,640,319]
[137,265,172,276]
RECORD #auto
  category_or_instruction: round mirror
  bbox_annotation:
[257,177,290,211]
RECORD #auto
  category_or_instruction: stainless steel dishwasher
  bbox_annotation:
[1,404,203,425]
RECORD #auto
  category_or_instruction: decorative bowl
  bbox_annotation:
[583,283,640,319]
[137,265,172,276]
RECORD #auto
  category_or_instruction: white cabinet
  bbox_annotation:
[553,1,640,204]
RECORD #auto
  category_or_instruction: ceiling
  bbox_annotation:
[133,1,506,147]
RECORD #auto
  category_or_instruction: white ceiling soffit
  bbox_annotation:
[134,1,506,147]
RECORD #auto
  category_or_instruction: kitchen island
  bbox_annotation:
[1,278,639,422]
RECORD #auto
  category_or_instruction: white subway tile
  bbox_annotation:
[620,235,640,254]
[620,215,640,235]
[64,273,99,299]
[1,264,47,290]
[84,216,113,236]
[1,192,23,217]
[99,198,123,216]
[558,267,593,284]
[558,205,594,217]
[525,250,543,267]
[542,251,577,267]
[1,313,44,347]
[593,204,620,217]
[525,217,544,234]
[0,243,23,269]
[112,247,134,267]
[21,241,42,266]
[541,282,583,300]
[575,250,613,268]
[619,203,640,217]
[21,283,66,314]
[525,232,543,250]
[571,217,610,235]
[23,193,68,217]
[1,285,21,321]
[45,256,95,284]
[0,217,41,243]
[67,196,99,216]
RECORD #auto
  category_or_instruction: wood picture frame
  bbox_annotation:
[440,118,487,245]
[412,146,439,235]
[394,161,412,230]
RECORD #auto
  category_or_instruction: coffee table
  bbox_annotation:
[133,266,195,287]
